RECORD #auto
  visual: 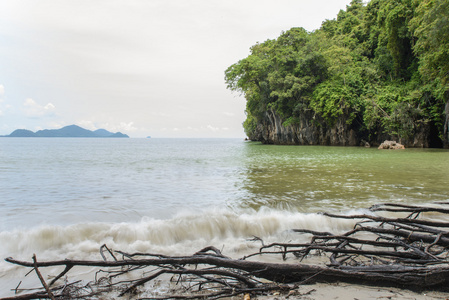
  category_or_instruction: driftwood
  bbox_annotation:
[3,202,449,299]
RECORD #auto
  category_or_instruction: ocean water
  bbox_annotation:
[0,138,448,295]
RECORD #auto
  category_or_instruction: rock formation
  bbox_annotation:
[248,109,437,148]
[378,140,405,150]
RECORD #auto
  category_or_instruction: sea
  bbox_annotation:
[0,138,448,296]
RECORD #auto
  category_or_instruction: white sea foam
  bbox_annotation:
[0,206,369,297]
[0,208,361,276]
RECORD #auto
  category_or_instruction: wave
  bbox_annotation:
[0,208,363,275]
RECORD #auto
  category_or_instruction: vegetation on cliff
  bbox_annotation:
[225,0,449,147]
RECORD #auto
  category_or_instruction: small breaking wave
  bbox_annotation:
[0,207,363,275]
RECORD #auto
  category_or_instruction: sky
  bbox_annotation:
[0,0,353,138]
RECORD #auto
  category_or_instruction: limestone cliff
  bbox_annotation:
[249,109,357,146]
[248,109,440,148]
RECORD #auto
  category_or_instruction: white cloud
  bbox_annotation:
[23,98,56,118]
[90,121,138,133]
[44,103,55,110]
[223,112,235,117]
[117,121,137,132]
[207,125,219,132]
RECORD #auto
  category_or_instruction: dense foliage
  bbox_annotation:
[226,0,449,147]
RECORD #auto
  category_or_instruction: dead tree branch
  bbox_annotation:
[3,202,449,299]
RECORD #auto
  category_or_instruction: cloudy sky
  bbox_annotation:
[0,0,352,138]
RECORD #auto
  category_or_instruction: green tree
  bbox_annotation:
[226,0,448,146]
[411,0,449,91]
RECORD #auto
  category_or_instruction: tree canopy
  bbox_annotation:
[226,0,449,147]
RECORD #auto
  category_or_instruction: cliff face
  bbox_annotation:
[249,109,440,148]
[250,109,357,146]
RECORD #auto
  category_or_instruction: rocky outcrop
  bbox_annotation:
[249,109,440,147]
[250,109,358,146]
[378,140,405,149]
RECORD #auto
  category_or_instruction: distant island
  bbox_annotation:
[1,125,129,138]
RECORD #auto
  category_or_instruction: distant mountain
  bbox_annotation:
[108,132,129,138]
[4,125,129,138]
[93,128,114,137]
[8,129,37,137]
[35,125,98,137]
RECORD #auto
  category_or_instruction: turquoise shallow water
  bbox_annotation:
[0,138,448,295]
[239,142,449,211]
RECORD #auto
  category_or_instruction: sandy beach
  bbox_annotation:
[258,282,448,300]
